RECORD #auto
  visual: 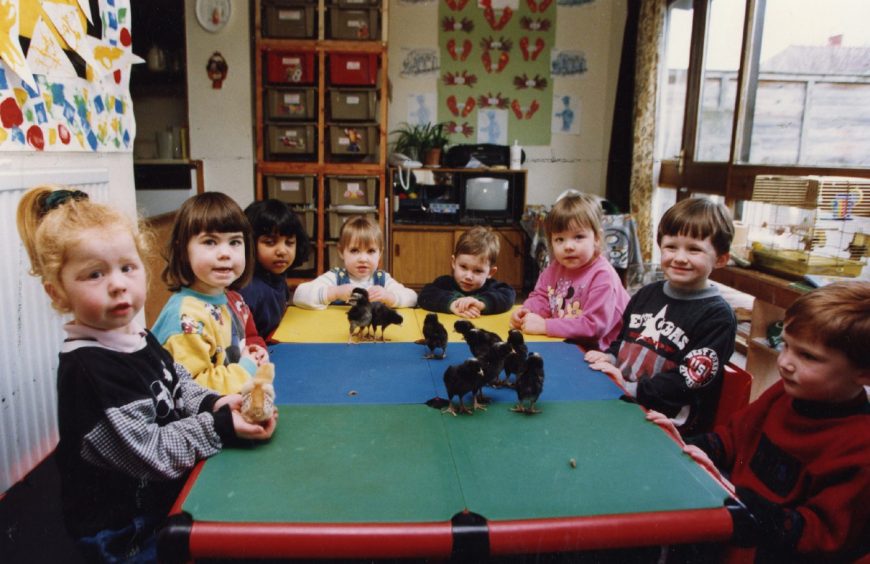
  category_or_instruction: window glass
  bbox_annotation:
[744,0,870,166]
[658,4,693,160]
[695,0,745,162]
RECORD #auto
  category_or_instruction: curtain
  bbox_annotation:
[606,0,666,262]
[630,0,665,261]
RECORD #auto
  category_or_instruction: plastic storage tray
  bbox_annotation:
[266,124,316,157]
[328,53,378,86]
[328,89,377,121]
[265,174,316,204]
[327,124,378,157]
[266,51,316,84]
[266,88,317,120]
[263,0,317,38]
[327,210,377,239]
[328,7,379,40]
[328,176,377,206]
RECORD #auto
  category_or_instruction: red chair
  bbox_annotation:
[714,363,754,428]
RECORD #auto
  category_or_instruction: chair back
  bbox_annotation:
[714,363,753,428]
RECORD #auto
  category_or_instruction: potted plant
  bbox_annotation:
[423,122,449,167]
[390,121,449,166]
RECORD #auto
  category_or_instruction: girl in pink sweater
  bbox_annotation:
[510,191,629,350]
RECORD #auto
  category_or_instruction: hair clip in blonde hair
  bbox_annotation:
[41,189,88,215]
[555,189,582,202]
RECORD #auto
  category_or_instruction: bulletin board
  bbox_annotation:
[438,0,555,146]
[0,0,139,152]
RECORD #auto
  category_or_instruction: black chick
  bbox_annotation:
[422,313,448,359]
[502,329,529,388]
[369,302,403,341]
[443,358,483,416]
[475,341,513,408]
[346,287,371,344]
[453,320,502,359]
[512,352,545,414]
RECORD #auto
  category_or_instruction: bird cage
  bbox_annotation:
[743,175,869,279]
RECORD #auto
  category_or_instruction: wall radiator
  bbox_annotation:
[0,169,110,495]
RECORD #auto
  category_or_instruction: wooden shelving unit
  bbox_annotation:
[253,0,389,285]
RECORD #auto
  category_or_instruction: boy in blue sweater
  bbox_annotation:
[418,226,516,318]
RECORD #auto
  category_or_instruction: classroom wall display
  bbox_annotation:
[0,0,140,152]
[438,0,555,146]
[552,93,579,135]
[407,92,437,125]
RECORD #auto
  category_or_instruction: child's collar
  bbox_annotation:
[792,388,869,419]
[61,321,148,354]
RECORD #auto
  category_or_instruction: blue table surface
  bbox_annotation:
[267,341,624,405]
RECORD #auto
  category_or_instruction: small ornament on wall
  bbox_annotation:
[207,51,228,89]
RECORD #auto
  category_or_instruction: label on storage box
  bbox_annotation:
[348,20,364,28]
[282,57,302,66]
[283,94,301,104]
[285,130,298,137]
[279,9,303,20]
[280,180,301,192]
[346,96,360,104]
[346,61,361,70]
[339,137,350,145]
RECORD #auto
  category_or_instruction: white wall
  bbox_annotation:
[177,0,626,208]
[388,0,626,205]
[184,0,256,208]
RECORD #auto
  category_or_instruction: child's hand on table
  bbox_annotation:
[451,297,484,318]
[518,312,547,335]
[366,286,396,307]
[646,410,735,496]
[509,307,527,329]
[584,350,610,364]
[215,394,279,440]
[587,358,625,387]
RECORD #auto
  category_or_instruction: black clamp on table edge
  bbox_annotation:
[725,497,759,548]
[451,510,489,561]
[157,512,192,564]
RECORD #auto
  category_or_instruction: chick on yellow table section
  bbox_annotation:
[270,305,563,344]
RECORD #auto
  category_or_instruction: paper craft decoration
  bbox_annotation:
[438,0,555,145]
[0,0,138,152]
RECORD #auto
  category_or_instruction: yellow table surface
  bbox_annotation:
[272,305,563,343]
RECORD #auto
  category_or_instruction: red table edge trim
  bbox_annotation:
[169,460,206,515]
[187,520,455,559]
[175,507,733,559]
[488,507,734,554]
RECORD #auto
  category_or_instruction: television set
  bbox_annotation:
[459,172,523,224]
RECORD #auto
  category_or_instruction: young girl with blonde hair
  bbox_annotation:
[293,215,417,309]
[16,185,275,563]
[510,190,629,350]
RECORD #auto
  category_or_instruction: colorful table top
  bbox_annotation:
[267,341,625,404]
[166,401,734,561]
[270,305,563,344]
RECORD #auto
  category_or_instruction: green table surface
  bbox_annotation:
[181,401,729,524]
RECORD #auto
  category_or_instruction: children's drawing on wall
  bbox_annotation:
[407,93,436,125]
[438,0,555,146]
[0,0,138,152]
[400,48,439,78]
[477,108,507,145]
[552,94,579,135]
[551,50,588,76]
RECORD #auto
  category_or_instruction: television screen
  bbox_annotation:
[465,177,509,211]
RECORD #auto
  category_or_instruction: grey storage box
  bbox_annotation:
[327,124,378,157]
[297,209,316,238]
[328,7,379,40]
[266,88,316,120]
[328,176,377,206]
[263,0,317,38]
[265,174,315,205]
[266,124,316,157]
[328,89,377,121]
[289,243,317,273]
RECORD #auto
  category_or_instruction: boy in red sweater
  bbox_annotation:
[652,281,869,562]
